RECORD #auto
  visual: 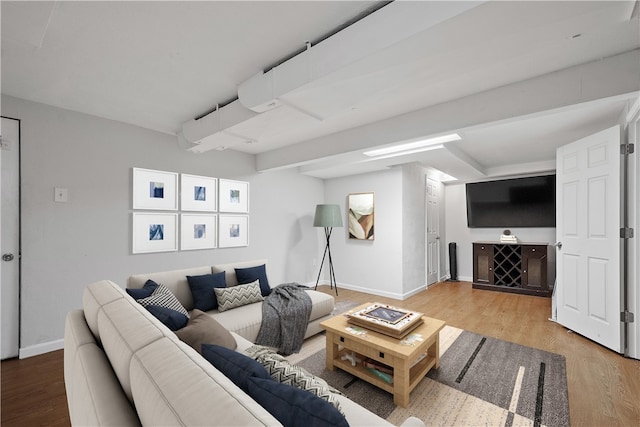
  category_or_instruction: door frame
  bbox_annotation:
[425,176,440,286]
[623,99,639,359]
[1,116,21,359]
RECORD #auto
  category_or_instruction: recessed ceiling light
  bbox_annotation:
[364,144,445,161]
[363,133,461,157]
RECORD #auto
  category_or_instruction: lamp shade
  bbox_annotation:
[313,204,343,227]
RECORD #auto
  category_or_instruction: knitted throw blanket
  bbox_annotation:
[255,283,312,356]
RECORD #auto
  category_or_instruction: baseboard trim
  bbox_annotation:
[315,281,418,300]
[19,339,64,359]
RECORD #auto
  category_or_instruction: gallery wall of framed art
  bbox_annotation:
[131,167,249,253]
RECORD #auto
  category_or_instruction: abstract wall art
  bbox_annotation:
[348,192,374,240]
[180,213,217,250]
[218,214,249,247]
[219,179,249,213]
[132,212,178,253]
[133,168,178,210]
[181,174,217,211]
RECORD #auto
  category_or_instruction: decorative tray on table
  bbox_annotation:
[346,303,423,339]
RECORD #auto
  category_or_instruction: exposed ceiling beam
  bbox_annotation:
[256,49,640,172]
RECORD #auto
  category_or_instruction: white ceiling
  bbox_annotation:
[2,1,639,181]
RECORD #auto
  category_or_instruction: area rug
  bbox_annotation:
[293,326,570,427]
[332,300,361,316]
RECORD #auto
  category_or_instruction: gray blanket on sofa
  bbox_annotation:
[255,283,312,355]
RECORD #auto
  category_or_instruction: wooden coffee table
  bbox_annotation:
[320,303,445,407]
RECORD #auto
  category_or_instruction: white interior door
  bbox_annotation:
[556,125,621,353]
[1,117,20,359]
[426,178,439,285]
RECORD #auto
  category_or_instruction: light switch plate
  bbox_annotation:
[54,187,69,203]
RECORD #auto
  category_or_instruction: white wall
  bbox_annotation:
[444,182,556,281]
[2,95,324,356]
[324,169,404,298]
[322,164,448,299]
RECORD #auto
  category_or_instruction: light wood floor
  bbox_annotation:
[317,281,640,427]
[2,281,639,426]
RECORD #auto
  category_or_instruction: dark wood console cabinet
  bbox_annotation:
[472,242,551,297]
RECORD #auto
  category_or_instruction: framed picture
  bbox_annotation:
[181,174,217,211]
[218,215,249,248]
[132,212,178,253]
[348,192,374,240]
[181,214,217,250]
[133,168,178,210]
[219,179,249,213]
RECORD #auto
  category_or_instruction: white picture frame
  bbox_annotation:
[218,179,249,213]
[218,215,249,248]
[181,174,217,211]
[133,168,178,210]
[181,213,217,250]
[132,212,178,253]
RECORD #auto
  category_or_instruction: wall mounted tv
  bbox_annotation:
[466,175,556,228]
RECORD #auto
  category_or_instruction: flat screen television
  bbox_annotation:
[466,175,556,228]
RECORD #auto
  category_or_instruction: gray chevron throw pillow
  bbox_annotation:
[214,280,264,312]
[244,345,344,414]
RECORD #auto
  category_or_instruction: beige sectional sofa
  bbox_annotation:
[64,260,426,426]
[126,259,335,342]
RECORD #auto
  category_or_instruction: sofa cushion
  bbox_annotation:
[246,377,349,427]
[210,301,264,342]
[68,341,141,426]
[211,259,268,287]
[175,309,236,354]
[134,284,189,318]
[214,280,263,312]
[126,279,158,299]
[130,338,280,426]
[127,266,212,310]
[306,289,336,321]
[83,280,128,341]
[186,272,226,311]
[235,264,271,296]
[97,298,169,402]
[201,344,271,393]
[145,305,188,331]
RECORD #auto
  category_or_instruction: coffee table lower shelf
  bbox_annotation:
[330,348,437,398]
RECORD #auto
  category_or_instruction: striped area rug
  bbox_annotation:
[292,326,569,427]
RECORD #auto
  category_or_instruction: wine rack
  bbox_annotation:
[493,244,522,287]
[472,242,550,297]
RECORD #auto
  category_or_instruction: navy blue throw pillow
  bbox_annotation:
[235,264,271,296]
[126,279,159,299]
[145,305,188,331]
[246,377,349,427]
[201,344,271,392]
[187,272,226,311]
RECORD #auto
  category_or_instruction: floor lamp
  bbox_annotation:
[314,204,342,295]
